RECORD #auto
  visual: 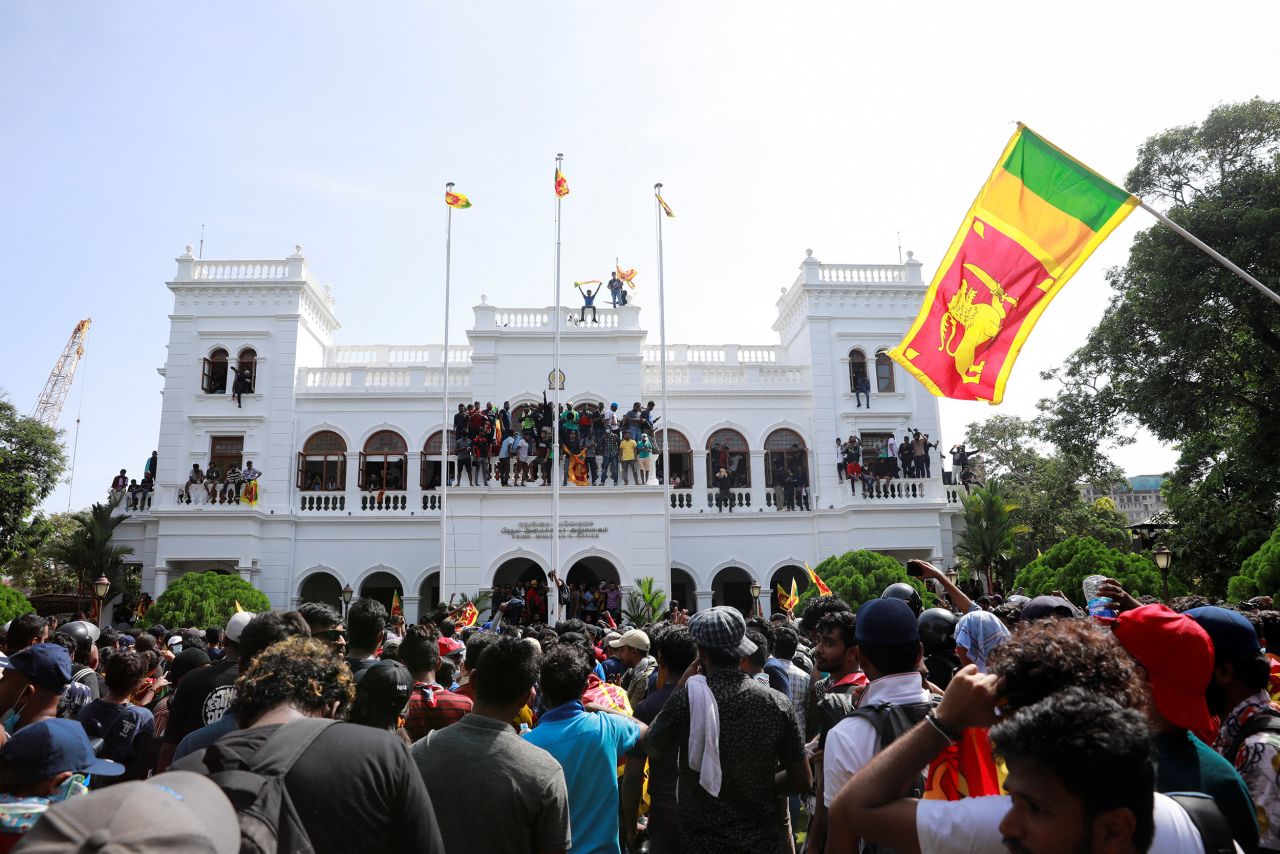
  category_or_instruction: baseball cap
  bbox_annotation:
[437,636,465,658]
[1019,595,1083,622]
[15,770,239,854]
[0,718,124,786]
[118,633,136,647]
[4,643,73,694]
[689,607,756,658]
[1186,606,1261,661]
[355,660,413,708]
[168,647,212,682]
[166,635,184,649]
[224,611,255,644]
[855,598,920,646]
[608,628,651,653]
[1113,604,1215,734]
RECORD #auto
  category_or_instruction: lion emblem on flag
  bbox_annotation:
[938,263,1019,385]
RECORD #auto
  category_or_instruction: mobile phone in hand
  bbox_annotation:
[906,559,925,577]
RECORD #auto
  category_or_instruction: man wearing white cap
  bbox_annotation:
[609,628,657,708]
[155,610,253,772]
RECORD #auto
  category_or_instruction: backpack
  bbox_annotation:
[846,699,939,854]
[202,718,337,854]
[1223,708,1280,772]
[1166,793,1236,854]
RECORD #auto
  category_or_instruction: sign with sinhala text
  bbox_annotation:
[502,520,608,539]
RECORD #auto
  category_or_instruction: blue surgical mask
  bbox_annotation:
[1,694,29,733]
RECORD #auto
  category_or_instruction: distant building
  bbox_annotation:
[1080,475,1169,525]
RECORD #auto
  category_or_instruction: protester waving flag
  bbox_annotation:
[391,591,403,618]
[888,124,1137,404]
[456,602,479,628]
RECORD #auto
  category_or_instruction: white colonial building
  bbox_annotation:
[112,246,966,623]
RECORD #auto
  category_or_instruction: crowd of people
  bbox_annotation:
[5,561,1277,852]
[446,397,662,488]
[836,429,943,496]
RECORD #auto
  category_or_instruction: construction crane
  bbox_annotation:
[31,318,91,429]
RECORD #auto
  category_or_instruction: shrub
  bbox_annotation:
[1011,535,1182,605]
[0,583,35,624]
[1227,524,1280,603]
[145,571,271,629]
[795,550,934,610]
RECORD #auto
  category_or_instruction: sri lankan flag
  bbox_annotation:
[889,125,1137,404]
[777,578,800,611]
[555,167,570,197]
[445,189,471,209]
[391,590,403,618]
[457,602,479,628]
[805,562,832,597]
[656,193,675,218]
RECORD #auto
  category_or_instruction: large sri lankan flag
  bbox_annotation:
[889,125,1137,404]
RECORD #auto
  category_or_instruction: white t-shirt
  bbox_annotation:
[915,793,1223,853]
[824,673,931,806]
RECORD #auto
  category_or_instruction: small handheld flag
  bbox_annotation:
[555,168,570,198]
[457,602,479,628]
[615,262,638,289]
[888,125,1137,404]
[574,280,602,288]
[234,600,244,613]
[391,591,403,618]
[805,562,832,597]
[445,189,472,209]
[656,193,675,218]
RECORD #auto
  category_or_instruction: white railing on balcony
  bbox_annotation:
[641,363,808,391]
[641,344,782,365]
[297,366,473,393]
[329,345,472,367]
[190,260,292,281]
[813,264,906,284]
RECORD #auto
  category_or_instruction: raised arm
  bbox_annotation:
[916,561,974,613]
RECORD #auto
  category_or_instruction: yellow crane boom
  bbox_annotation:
[31,318,91,429]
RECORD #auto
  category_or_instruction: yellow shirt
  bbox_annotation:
[619,438,637,461]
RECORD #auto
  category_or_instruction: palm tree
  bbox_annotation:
[622,576,668,626]
[954,478,1029,594]
[45,498,134,615]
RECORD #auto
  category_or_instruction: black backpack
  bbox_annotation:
[1166,793,1236,854]
[1223,708,1280,772]
[200,718,337,854]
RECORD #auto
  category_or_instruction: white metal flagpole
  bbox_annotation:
[552,154,564,590]
[655,183,672,604]
[441,183,454,606]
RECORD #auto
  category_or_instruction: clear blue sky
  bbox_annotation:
[3,2,1277,511]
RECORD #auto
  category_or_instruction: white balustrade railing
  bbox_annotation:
[423,368,472,388]
[191,260,291,281]
[642,344,782,365]
[303,369,353,389]
[641,364,807,390]
[297,366,472,392]
[813,264,906,284]
[330,345,473,367]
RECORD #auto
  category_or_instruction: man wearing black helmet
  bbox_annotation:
[880,583,923,617]
[918,609,961,690]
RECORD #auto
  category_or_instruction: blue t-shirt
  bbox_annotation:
[77,700,154,780]
[523,700,641,854]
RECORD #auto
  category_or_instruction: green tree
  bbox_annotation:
[954,478,1031,591]
[1012,535,1182,605]
[1226,523,1280,602]
[962,416,1130,569]
[795,550,934,611]
[0,397,67,569]
[5,511,81,594]
[146,571,271,630]
[0,583,34,624]
[45,500,134,611]
[623,576,668,626]
[1039,99,1280,598]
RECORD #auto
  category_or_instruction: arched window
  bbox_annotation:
[297,431,347,491]
[236,348,257,393]
[875,350,896,393]
[360,431,407,491]
[511,402,543,437]
[848,348,869,393]
[421,430,456,490]
[202,348,229,394]
[706,428,750,488]
[764,429,809,504]
[655,429,693,488]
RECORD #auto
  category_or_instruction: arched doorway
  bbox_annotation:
[299,571,342,610]
[706,428,750,487]
[769,565,809,614]
[566,555,621,589]
[359,570,403,613]
[670,568,697,614]
[712,566,755,617]
[765,429,809,510]
[655,429,693,488]
[419,571,441,613]
[360,431,407,491]
[421,431,455,491]
[492,558,549,624]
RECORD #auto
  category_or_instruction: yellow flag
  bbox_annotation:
[656,193,675,218]
[234,599,244,613]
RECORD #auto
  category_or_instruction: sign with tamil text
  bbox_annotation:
[502,520,609,540]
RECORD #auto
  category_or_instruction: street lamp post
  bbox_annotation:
[341,583,354,620]
[749,579,762,617]
[1152,544,1173,602]
[93,575,110,625]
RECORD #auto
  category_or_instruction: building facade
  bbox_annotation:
[1080,475,1169,525]
[112,246,965,622]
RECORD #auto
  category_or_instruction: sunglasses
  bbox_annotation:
[319,630,347,641]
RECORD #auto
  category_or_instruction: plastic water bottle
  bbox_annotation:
[1083,574,1117,621]
[519,722,531,736]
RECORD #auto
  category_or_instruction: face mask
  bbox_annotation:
[1,693,30,733]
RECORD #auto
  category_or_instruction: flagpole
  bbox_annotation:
[1137,200,1280,307]
[552,154,564,590]
[655,183,672,606]
[441,183,454,608]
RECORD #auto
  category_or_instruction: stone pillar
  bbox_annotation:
[153,567,170,597]
[237,563,253,584]
[345,451,361,507]
[407,452,423,508]
[695,589,714,613]
[692,451,708,498]
[403,595,421,626]
[749,451,767,509]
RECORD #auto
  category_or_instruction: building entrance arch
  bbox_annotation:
[769,564,809,614]
[566,555,621,590]
[359,570,403,613]
[299,571,343,611]
[712,566,754,616]
[419,571,440,613]
[670,568,697,614]
[492,557,547,589]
